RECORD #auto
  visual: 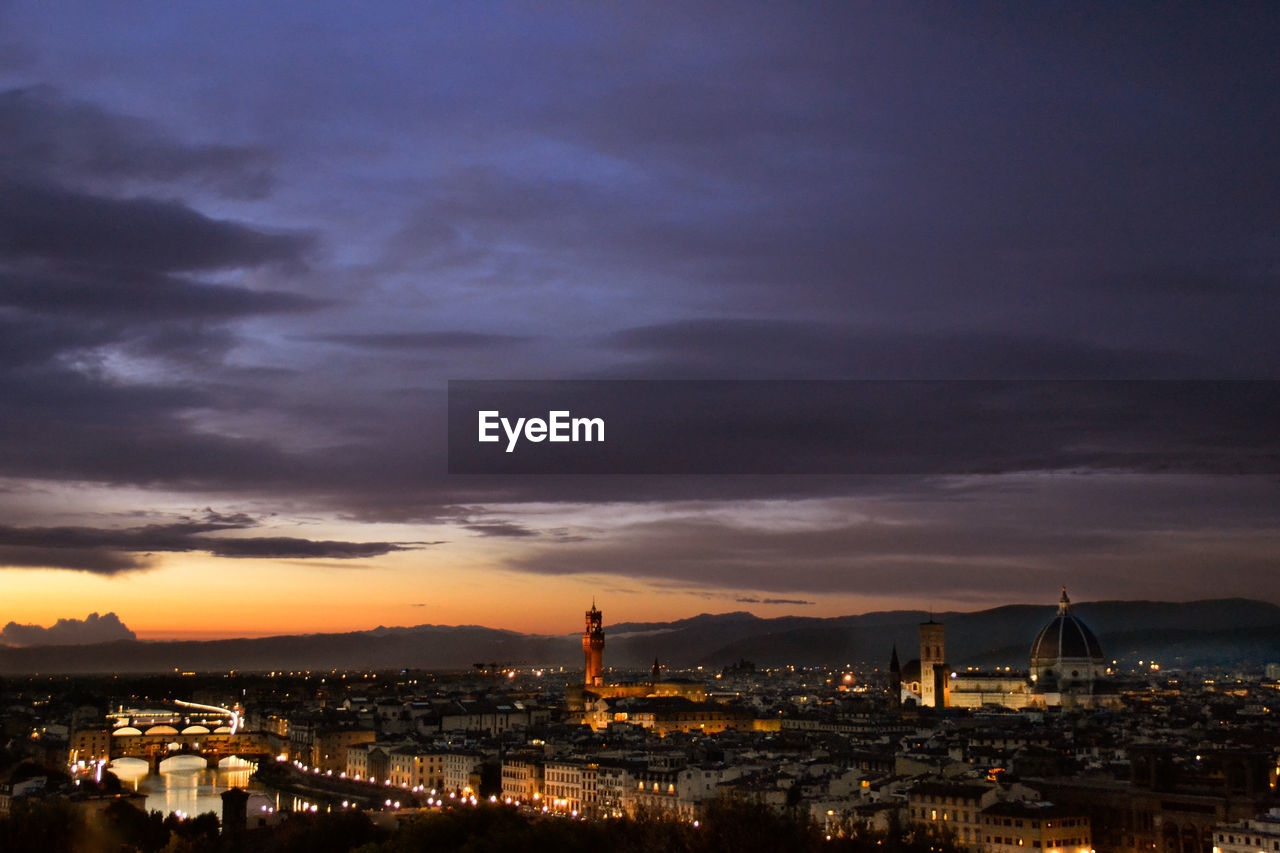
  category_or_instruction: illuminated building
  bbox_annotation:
[907,780,995,849]
[1027,587,1111,706]
[388,745,446,791]
[500,756,544,803]
[566,601,709,720]
[980,801,1092,853]
[545,759,598,816]
[1212,808,1280,853]
[584,696,778,734]
[899,619,950,708]
[584,602,605,687]
[289,722,375,773]
[905,589,1121,711]
[920,619,949,708]
[442,750,484,795]
[625,762,746,820]
[68,729,112,765]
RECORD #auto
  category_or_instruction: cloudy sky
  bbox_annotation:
[1,3,1277,641]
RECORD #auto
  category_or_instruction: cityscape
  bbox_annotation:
[6,592,1280,852]
[3,2,1280,852]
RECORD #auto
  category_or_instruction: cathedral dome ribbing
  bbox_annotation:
[1029,588,1104,681]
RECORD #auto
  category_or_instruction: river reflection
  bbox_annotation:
[109,755,271,818]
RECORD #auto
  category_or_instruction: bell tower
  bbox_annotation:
[583,601,605,686]
[919,619,948,708]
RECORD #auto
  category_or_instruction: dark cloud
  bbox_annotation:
[0,89,316,397]
[503,515,1123,595]
[313,332,530,350]
[602,319,1208,380]
[0,86,275,199]
[0,512,416,574]
[1,612,136,647]
[1075,266,1280,298]
[498,480,1280,603]
[1,181,309,273]
[0,5,1276,607]
[736,597,814,606]
[0,366,304,487]
[0,264,321,321]
[462,521,539,538]
[203,537,408,559]
[199,509,263,526]
[0,314,122,367]
[0,93,324,502]
[0,545,146,574]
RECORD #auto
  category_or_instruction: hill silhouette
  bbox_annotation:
[1,598,1277,674]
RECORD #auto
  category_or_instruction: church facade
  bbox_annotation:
[898,589,1122,711]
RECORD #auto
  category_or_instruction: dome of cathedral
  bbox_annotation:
[1030,588,1104,668]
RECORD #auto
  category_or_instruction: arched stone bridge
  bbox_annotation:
[110,729,273,772]
[106,704,271,771]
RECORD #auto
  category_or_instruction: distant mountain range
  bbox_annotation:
[1,599,1278,674]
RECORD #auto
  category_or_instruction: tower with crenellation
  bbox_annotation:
[583,601,605,686]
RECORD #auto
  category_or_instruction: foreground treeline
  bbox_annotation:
[0,798,220,853]
[0,798,963,853]
[353,801,961,853]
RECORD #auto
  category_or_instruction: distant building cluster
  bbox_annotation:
[897,589,1122,712]
[3,588,1280,853]
[566,603,776,734]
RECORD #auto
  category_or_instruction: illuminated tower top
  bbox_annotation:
[583,601,605,686]
[919,620,945,666]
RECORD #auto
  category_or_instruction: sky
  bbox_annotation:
[0,2,1278,641]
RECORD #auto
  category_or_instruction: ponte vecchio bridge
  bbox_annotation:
[106,702,272,771]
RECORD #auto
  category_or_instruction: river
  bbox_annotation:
[108,755,318,819]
